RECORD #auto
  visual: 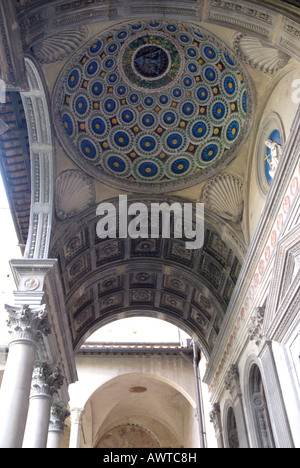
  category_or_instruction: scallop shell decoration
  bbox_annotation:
[55,170,95,220]
[33,27,88,64]
[203,174,244,223]
[233,34,290,75]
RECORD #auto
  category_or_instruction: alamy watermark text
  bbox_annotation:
[96,196,204,250]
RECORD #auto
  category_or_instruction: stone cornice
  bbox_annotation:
[14,1,300,64]
[0,0,29,90]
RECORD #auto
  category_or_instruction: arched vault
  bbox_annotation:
[50,196,245,357]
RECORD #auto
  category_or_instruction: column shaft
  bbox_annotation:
[69,408,84,448]
[47,430,64,449]
[47,403,70,449]
[23,394,53,448]
[23,362,64,449]
[0,339,37,448]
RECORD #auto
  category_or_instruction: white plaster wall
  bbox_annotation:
[183,403,199,448]
[69,354,197,409]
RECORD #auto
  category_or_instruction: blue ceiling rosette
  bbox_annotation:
[54,20,254,193]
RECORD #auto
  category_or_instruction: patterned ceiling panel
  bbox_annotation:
[53,20,254,193]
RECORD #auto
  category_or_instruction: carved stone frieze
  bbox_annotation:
[248,306,265,346]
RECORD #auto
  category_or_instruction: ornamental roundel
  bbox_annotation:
[53,20,254,193]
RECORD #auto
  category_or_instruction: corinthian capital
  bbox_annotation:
[209,403,222,432]
[5,304,51,343]
[225,364,241,397]
[49,403,70,432]
[31,362,64,397]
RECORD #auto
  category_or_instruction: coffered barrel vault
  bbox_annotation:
[50,197,244,356]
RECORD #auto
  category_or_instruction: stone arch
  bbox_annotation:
[247,362,275,448]
[20,57,55,259]
[81,371,197,448]
[223,401,240,449]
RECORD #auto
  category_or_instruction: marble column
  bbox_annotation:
[225,364,250,448]
[69,408,84,448]
[47,403,70,449]
[209,403,224,448]
[23,363,64,448]
[0,304,51,448]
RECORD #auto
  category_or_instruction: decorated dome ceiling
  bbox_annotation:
[53,20,254,193]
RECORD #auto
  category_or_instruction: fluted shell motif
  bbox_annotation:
[203,174,244,223]
[33,27,88,64]
[55,170,95,220]
[233,34,290,75]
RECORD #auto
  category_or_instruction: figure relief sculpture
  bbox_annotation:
[265,139,283,179]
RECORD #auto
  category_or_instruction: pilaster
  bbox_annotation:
[259,341,294,448]
[209,403,224,448]
[69,408,85,449]
[225,365,249,448]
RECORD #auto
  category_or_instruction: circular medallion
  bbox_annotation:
[54,20,254,193]
[133,45,169,78]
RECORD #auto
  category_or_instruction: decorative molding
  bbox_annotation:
[55,170,95,221]
[263,223,300,343]
[248,306,265,346]
[21,58,54,260]
[207,1,273,39]
[70,407,85,425]
[225,364,241,397]
[203,173,244,223]
[32,26,88,64]
[204,107,300,398]
[209,403,222,433]
[233,33,290,75]
[0,0,29,90]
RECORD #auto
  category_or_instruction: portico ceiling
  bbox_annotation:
[0,0,299,362]
[50,196,245,357]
